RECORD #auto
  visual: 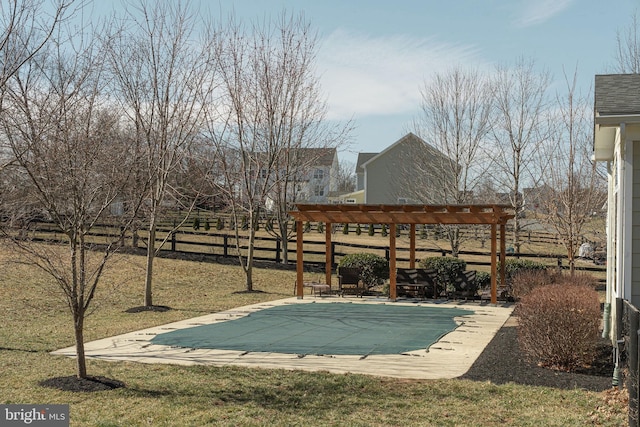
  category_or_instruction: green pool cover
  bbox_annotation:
[151,303,473,356]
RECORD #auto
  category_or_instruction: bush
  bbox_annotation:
[510,269,553,300]
[338,253,389,288]
[317,222,324,233]
[501,259,548,284]
[192,217,200,230]
[516,283,601,371]
[355,224,362,235]
[368,224,374,236]
[419,256,466,293]
[342,223,349,234]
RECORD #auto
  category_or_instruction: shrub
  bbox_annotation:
[368,224,374,236]
[192,217,200,230]
[216,217,224,230]
[419,256,466,292]
[204,219,210,231]
[317,222,324,233]
[516,283,601,371]
[304,221,311,233]
[510,269,553,300]
[381,224,388,237]
[501,259,548,284]
[342,223,349,234]
[338,253,389,288]
[355,224,362,235]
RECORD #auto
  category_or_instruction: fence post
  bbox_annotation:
[223,235,228,257]
[629,307,639,426]
[275,238,281,264]
[331,242,336,268]
[171,231,176,252]
[637,328,640,427]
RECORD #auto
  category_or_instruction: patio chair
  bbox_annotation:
[452,270,478,299]
[337,266,364,297]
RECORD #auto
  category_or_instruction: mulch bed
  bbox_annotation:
[39,376,125,392]
[460,322,616,391]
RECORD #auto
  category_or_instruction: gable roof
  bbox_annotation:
[356,153,377,172]
[595,74,640,116]
[293,147,336,167]
[360,133,447,169]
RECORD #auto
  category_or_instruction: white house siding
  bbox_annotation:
[632,138,640,307]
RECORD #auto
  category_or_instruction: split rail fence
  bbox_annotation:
[26,221,606,275]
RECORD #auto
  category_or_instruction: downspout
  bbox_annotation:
[602,160,613,340]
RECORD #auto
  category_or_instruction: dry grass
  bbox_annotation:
[0,242,625,426]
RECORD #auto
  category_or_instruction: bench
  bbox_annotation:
[395,268,438,299]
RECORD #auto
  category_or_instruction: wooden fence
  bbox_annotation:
[26,222,606,275]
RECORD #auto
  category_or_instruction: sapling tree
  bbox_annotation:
[1,26,143,379]
[539,69,606,273]
[412,67,493,256]
[104,0,216,307]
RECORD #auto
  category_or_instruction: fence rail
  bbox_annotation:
[618,299,640,426]
[23,222,606,275]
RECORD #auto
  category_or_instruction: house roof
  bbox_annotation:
[595,74,640,116]
[359,133,447,169]
[356,153,377,172]
[593,74,640,161]
[294,147,336,167]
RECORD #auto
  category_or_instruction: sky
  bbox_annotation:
[95,0,639,167]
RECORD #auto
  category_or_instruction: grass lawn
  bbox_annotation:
[0,244,625,426]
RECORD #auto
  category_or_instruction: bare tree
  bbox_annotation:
[540,69,606,273]
[1,27,142,379]
[490,57,551,253]
[204,12,349,281]
[104,0,216,308]
[613,10,640,73]
[0,0,77,171]
[336,159,356,193]
[413,67,493,256]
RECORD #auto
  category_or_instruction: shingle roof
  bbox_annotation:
[356,153,377,172]
[595,74,640,115]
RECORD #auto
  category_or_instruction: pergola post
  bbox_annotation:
[500,222,506,301]
[491,223,497,304]
[296,220,304,299]
[389,223,397,301]
[409,224,416,268]
[325,222,332,287]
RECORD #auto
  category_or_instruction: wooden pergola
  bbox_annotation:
[289,204,515,305]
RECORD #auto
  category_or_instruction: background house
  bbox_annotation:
[593,74,640,344]
[335,133,453,204]
[263,147,339,210]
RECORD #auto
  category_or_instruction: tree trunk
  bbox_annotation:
[74,312,87,379]
[245,212,256,292]
[144,217,157,307]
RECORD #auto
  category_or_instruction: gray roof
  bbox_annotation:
[595,74,640,115]
[356,152,377,172]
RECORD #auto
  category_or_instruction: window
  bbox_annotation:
[345,198,356,204]
[314,185,325,197]
[313,169,324,180]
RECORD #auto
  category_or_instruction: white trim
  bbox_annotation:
[620,124,633,300]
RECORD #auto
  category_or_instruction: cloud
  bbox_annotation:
[317,29,485,120]
[515,0,574,28]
